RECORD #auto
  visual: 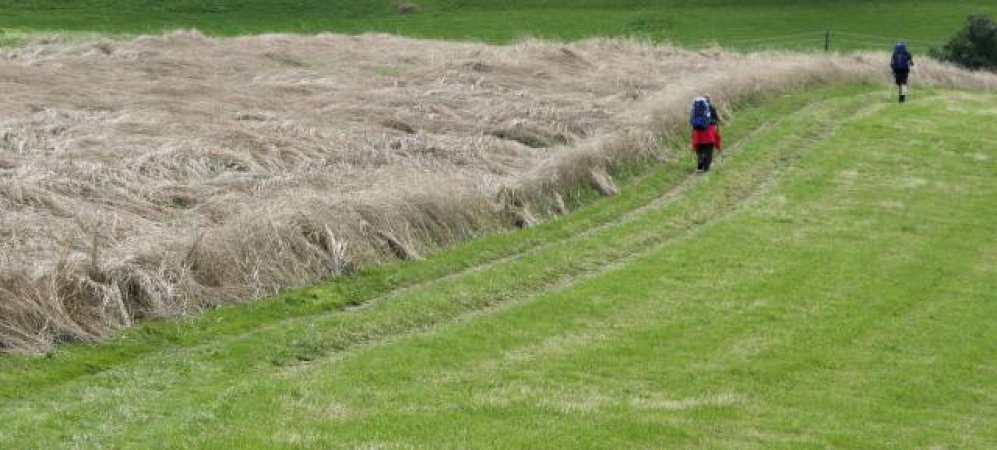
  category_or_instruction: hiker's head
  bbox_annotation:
[895,41,907,52]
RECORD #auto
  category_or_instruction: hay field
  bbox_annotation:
[0,31,992,352]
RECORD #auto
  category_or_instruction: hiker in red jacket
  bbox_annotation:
[690,96,722,172]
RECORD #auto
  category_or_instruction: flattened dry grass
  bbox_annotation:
[1,31,994,352]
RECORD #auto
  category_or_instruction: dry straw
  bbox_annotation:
[0,31,993,352]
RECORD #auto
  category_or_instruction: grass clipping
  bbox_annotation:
[0,31,993,352]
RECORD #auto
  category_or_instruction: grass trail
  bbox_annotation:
[0,81,834,398]
[1,85,995,447]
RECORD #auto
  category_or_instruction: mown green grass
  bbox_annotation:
[0,0,993,51]
[1,85,994,448]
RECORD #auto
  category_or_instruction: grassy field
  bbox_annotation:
[0,0,993,51]
[1,84,994,447]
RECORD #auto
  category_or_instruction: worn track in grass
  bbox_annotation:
[0,86,906,446]
[0,85,860,400]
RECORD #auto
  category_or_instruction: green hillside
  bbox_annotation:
[2,84,995,447]
[0,0,993,50]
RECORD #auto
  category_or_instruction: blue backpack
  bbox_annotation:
[690,98,711,131]
[891,43,910,71]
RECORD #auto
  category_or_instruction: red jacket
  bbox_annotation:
[691,124,722,150]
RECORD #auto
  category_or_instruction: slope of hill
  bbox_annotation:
[1,84,994,447]
[0,0,993,51]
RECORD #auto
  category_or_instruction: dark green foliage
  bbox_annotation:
[932,15,997,70]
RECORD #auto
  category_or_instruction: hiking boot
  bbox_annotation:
[899,94,906,103]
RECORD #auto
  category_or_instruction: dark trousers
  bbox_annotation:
[696,144,715,171]
[894,69,910,102]
[893,69,909,85]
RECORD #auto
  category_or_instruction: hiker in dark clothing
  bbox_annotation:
[690,96,722,172]
[891,42,914,103]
